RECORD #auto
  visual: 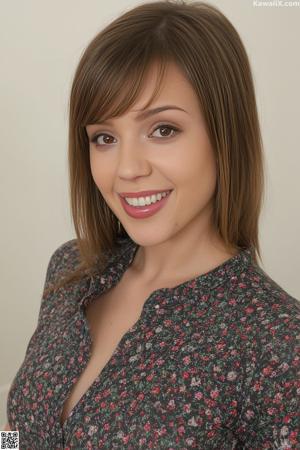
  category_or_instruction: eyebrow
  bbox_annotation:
[92,105,188,125]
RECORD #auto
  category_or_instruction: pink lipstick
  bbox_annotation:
[118,190,173,219]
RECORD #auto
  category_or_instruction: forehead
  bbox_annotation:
[86,60,200,126]
[132,60,196,110]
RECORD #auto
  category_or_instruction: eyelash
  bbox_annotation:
[89,123,181,147]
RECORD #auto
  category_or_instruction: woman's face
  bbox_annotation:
[86,61,218,247]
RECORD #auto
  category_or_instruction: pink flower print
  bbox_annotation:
[195,391,203,400]
[290,431,298,445]
[22,386,29,396]
[210,389,219,399]
[167,399,176,410]
[183,356,191,365]
[213,416,221,425]
[245,409,255,420]
[216,341,226,351]
[191,376,201,387]
[145,330,154,339]
[206,398,216,408]
[45,389,53,399]
[275,394,284,405]
[146,373,154,382]
[205,408,212,417]
[94,393,101,402]
[177,425,185,436]
[183,403,191,413]
[103,388,110,397]
[88,425,98,436]
[227,371,237,381]
[156,358,165,366]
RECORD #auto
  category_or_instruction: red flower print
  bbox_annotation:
[253,381,262,392]
[262,366,273,376]
[138,392,145,401]
[151,385,160,395]
[144,422,151,432]
[75,428,84,439]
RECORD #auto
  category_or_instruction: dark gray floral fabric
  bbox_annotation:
[6,236,300,449]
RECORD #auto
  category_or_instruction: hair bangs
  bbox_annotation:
[82,55,170,127]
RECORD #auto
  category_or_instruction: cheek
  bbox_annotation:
[166,142,217,200]
[89,152,114,193]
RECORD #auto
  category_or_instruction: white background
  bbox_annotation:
[0,0,299,427]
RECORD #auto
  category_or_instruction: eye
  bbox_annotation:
[89,123,181,147]
[90,133,116,146]
[150,124,180,139]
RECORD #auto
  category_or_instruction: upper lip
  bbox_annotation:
[118,189,173,198]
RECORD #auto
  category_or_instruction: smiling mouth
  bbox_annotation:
[122,190,173,207]
[118,189,173,218]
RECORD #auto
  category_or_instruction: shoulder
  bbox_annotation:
[232,264,300,444]
[44,238,80,286]
[238,262,300,318]
[45,235,133,286]
[232,261,300,356]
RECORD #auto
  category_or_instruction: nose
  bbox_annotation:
[116,136,151,180]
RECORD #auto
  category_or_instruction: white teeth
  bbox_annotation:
[125,190,170,207]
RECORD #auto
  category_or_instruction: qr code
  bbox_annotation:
[0,431,19,449]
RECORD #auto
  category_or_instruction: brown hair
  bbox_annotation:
[44,0,265,297]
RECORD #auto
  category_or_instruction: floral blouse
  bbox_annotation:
[6,236,300,449]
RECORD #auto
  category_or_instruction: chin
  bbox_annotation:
[125,224,177,247]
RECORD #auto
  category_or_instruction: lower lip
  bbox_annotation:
[119,190,173,219]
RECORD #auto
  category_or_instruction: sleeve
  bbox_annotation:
[23,239,79,357]
[234,321,300,449]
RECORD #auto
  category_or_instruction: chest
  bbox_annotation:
[59,277,153,426]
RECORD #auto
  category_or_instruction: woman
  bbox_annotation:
[5,0,299,448]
